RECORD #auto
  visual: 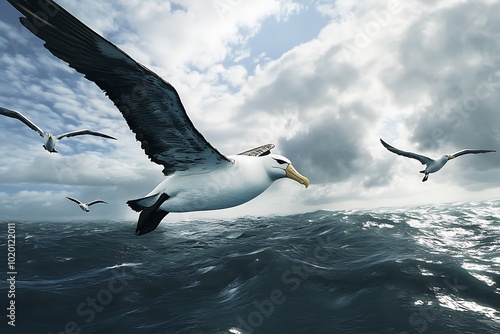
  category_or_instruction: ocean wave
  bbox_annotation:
[5,200,500,333]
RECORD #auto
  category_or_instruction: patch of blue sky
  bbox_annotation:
[226,4,330,73]
[0,3,21,26]
[170,2,187,13]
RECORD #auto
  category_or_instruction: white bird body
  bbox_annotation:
[380,138,495,182]
[0,106,116,153]
[133,154,301,213]
[424,155,449,174]
[79,203,91,212]
[43,133,57,152]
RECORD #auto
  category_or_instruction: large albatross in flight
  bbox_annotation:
[8,0,310,235]
[380,138,495,182]
[0,106,116,153]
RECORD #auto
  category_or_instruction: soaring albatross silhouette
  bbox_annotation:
[8,0,310,235]
[0,106,116,153]
[380,138,495,182]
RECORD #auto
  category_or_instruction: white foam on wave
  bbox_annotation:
[106,262,142,269]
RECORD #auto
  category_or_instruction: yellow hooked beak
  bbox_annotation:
[285,164,309,188]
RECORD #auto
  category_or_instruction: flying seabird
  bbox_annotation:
[9,0,310,235]
[66,197,107,212]
[0,106,116,153]
[380,138,495,182]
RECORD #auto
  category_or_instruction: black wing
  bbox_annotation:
[87,200,108,206]
[237,144,275,157]
[0,106,45,137]
[8,0,231,175]
[380,138,433,165]
[56,129,117,140]
[449,149,496,158]
[66,196,82,205]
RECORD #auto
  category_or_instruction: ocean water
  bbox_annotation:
[1,201,500,334]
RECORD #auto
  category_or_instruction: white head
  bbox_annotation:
[263,154,309,188]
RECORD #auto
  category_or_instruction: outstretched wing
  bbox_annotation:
[237,144,275,157]
[56,129,117,140]
[449,149,496,159]
[66,196,82,205]
[380,138,433,165]
[0,106,44,137]
[8,0,231,175]
[87,200,107,206]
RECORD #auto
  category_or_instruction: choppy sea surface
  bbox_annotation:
[1,200,500,334]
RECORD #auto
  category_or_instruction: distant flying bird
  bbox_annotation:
[66,197,107,212]
[0,106,116,153]
[9,0,310,236]
[380,138,495,182]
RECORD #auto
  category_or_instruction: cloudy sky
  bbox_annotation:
[0,0,499,222]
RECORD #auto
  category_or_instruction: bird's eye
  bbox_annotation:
[274,158,287,165]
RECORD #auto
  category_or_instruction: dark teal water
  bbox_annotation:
[1,201,499,333]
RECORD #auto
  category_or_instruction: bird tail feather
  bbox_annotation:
[127,194,161,212]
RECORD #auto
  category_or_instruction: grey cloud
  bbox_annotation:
[360,157,395,189]
[243,50,359,115]
[385,2,500,106]
[279,101,376,184]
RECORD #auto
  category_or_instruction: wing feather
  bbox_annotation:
[56,129,116,140]
[87,200,107,206]
[0,106,44,137]
[237,144,275,157]
[450,149,496,158]
[8,0,231,175]
[380,138,433,165]
[66,196,82,205]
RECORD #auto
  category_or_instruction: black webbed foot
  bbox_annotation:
[135,193,170,236]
